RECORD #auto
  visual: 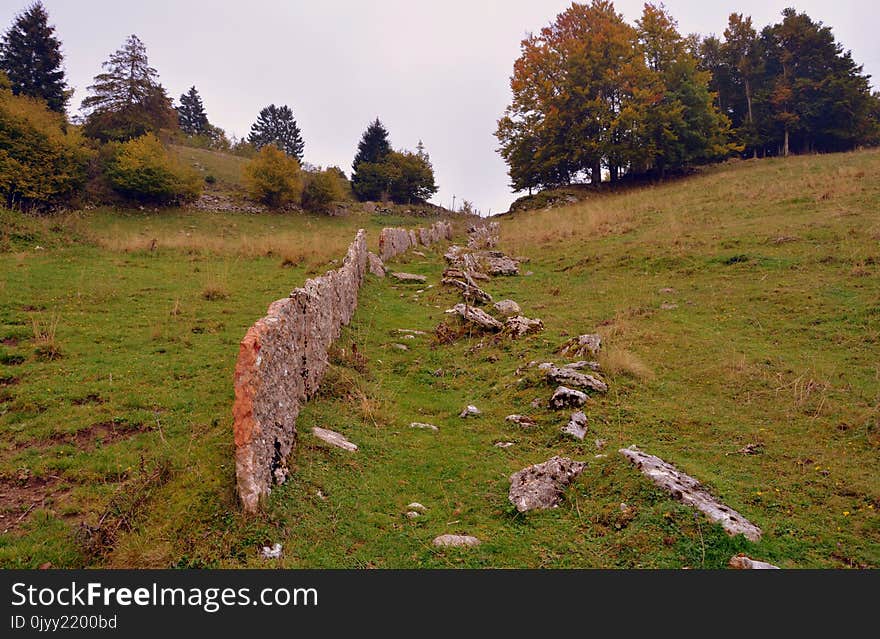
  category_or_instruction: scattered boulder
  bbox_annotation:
[445,303,504,331]
[546,365,608,393]
[410,422,439,432]
[562,412,588,440]
[367,252,385,277]
[407,502,427,513]
[505,315,544,338]
[260,543,283,559]
[493,299,521,316]
[433,534,481,548]
[391,343,409,351]
[594,438,607,451]
[312,427,358,452]
[495,441,515,449]
[729,554,779,570]
[658,287,676,294]
[405,511,421,519]
[485,253,519,276]
[559,334,602,358]
[505,414,537,428]
[619,446,762,541]
[508,456,587,513]
[660,302,678,310]
[530,397,543,409]
[549,386,588,409]
[391,272,427,283]
[460,405,481,418]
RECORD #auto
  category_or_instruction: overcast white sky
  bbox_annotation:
[3,1,877,214]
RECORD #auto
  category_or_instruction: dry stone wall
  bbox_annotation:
[378,221,453,262]
[233,230,367,513]
[234,222,451,513]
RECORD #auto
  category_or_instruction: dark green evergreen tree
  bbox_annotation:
[352,118,391,171]
[0,1,69,112]
[351,118,392,200]
[81,34,177,141]
[177,86,209,136]
[760,8,876,155]
[247,104,304,161]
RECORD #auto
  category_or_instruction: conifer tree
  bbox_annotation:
[177,86,209,136]
[0,2,69,112]
[81,34,177,141]
[247,104,304,161]
[352,118,391,171]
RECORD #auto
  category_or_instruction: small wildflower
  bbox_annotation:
[843,511,850,517]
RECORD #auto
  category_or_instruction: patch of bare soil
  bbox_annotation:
[0,474,69,533]
[51,421,147,452]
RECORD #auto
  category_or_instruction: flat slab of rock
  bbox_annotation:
[446,303,503,331]
[312,427,358,452]
[391,272,427,283]
[508,456,587,512]
[559,334,602,358]
[564,360,601,372]
[505,414,537,428]
[506,315,544,338]
[495,441,515,449]
[433,534,481,547]
[729,554,779,569]
[562,411,587,440]
[550,386,588,409]
[546,365,607,393]
[620,446,762,541]
[410,422,439,432]
[493,299,521,316]
[367,252,385,277]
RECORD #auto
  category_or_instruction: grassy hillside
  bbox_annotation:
[1,150,877,568]
[167,144,250,189]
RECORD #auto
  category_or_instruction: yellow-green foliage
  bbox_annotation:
[0,86,91,207]
[302,167,348,212]
[105,133,202,204]
[243,144,303,207]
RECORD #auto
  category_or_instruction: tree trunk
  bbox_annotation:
[609,165,618,183]
[591,161,602,186]
[783,128,790,157]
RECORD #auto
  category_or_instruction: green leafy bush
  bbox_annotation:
[302,168,348,212]
[242,144,303,207]
[105,133,202,203]
[0,81,91,208]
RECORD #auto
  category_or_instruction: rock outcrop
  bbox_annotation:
[508,456,587,512]
[545,365,607,393]
[493,299,521,316]
[619,446,762,541]
[562,411,588,440]
[549,386,588,409]
[505,315,544,338]
[445,303,504,331]
[234,230,368,513]
[559,334,602,358]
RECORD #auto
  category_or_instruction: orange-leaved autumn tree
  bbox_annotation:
[496,1,736,192]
